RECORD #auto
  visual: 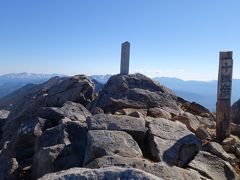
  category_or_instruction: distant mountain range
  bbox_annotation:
[90,75,240,111]
[153,77,240,111]
[0,73,239,111]
[0,73,65,98]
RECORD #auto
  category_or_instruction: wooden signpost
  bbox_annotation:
[216,51,233,141]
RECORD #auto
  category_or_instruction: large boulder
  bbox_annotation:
[39,167,162,180]
[87,114,146,146]
[232,99,240,124]
[178,100,216,128]
[44,75,94,107]
[33,121,87,179]
[189,151,238,180]
[203,142,237,166]
[14,117,46,162]
[85,155,206,180]
[0,141,18,180]
[83,130,142,165]
[1,75,94,148]
[88,73,180,113]
[147,118,201,167]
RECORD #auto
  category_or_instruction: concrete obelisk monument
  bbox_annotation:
[216,51,233,141]
[120,41,130,75]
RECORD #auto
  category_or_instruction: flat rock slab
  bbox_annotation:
[39,167,162,180]
[189,151,238,180]
[148,118,201,166]
[87,114,146,145]
[38,101,91,123]
[85,155,206,180]
[83,130,142,165]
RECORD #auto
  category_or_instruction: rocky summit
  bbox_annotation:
[0,73,239,180]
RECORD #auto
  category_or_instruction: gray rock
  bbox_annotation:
[180,101,214,120]
[1,75,94,148]
[0,109,10,120]
[0,157,18,180]
[128,110,145,118]
[91,107,104,115]
[235,144,240,158]
[203,142,236,166]
[0,110,10,142]
[148,107,172,119]
[0,141,18,180]
[147,118,201,167]
[189,151,238,180]
[38,101,91,123]
[39,167,162,180]
[232,99,240,124]
[195,115,216,128]
[33,121,87,179]
[173,112,200,132]
[88,73,180,113]
[230,123,240,136]
[195,127,211,141]
[87,114,146,146]
[85,155,207,180]
[83,130,142,165]
[45,75,94,107]
[15,117,46,162]
[222,137,236,153]
[34,144,65,179]
[116,108,148,117]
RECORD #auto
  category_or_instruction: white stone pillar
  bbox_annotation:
[120,41,130,75]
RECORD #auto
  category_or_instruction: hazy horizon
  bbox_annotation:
[1,71,240,82]
[1,1,240,80]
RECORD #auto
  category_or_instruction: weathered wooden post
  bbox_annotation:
[120,41,130,75]
[216,51,233,141]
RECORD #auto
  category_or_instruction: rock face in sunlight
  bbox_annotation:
[88,73,180,113]
[0,73,239,179]
[232,99,240,124]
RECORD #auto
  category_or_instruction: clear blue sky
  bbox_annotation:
[0,0,240,80]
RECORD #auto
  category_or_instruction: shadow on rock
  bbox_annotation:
[163,134,201,167]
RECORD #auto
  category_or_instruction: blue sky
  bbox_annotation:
[0,0,240,80]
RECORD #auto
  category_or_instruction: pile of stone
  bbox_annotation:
[0,73,239,179]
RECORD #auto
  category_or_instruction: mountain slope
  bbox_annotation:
[0,73,65,98]
[154,77,240,111]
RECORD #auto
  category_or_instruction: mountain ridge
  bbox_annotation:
[1,73,240,111]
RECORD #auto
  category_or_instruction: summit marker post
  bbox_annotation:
[120,41,130,75]
[216,51,233,141]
